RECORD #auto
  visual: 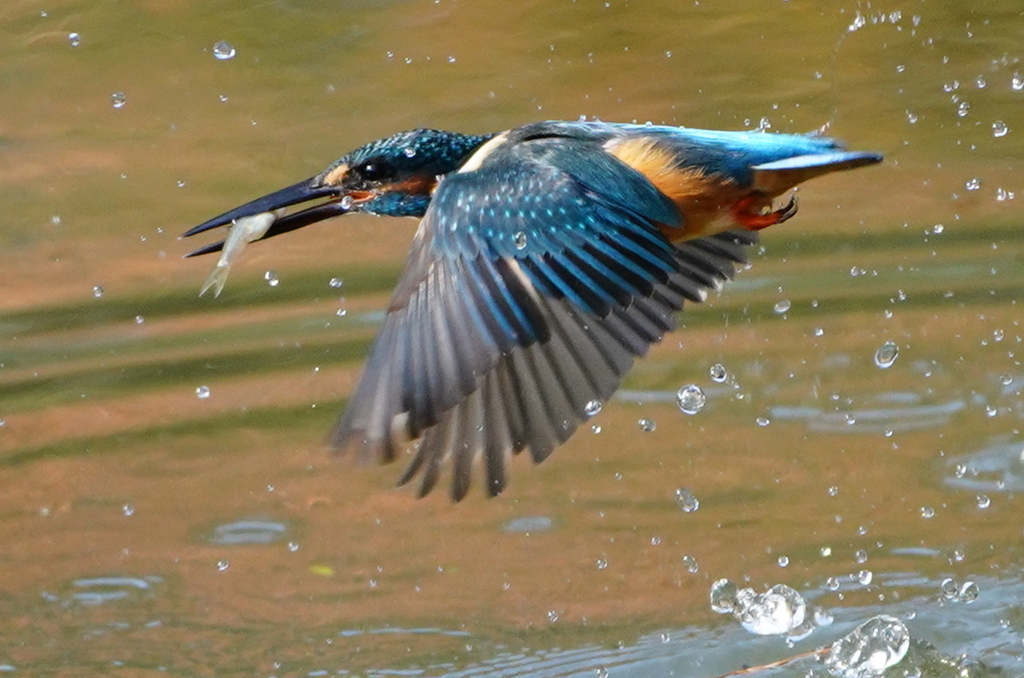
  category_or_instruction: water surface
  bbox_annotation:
[1,1,1023,676]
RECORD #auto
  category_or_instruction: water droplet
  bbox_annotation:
[122,504,134,517]
[675,384,705,415]
[637,418,656,432]
[111,92,126,109]
[855,549,868,564]
[513,231,528,250]
[814,607,835,627]
[709,578,739,613]
[1012,72,1023,91]
[264,270,279,287]
[756,416,771,427]
[992,120,1009,137]
[681,555,699,573]
[216,559,229,571]
[734,584,806,635]
[288,541,299,552]
[340,195,355,210]
[976,493,990,509]
[932,224,944,234]
[777,555,789,568]
[176,180,186,188]
[596,558,608,570]
[920,505,935,519]
[213,41,236,60]
[821,546,832,557]
[546,610,558,623]
[674,487,699,513]
[584,400,602,417]
[336,308,347,317]
[957,100,970,117]
[329,277,343,288]
[826,615,909,678]
[446,55,456,63]
[975,75,987,89]
[965,177,981,191]
[68,32,81,47]
[857,570,873,585]
[874,341,899,368]
[196,385,211,399]
[50,215,61,225]
[940,577,959,599]
[828,486,839,496]
[999,373,1013,386]
[906,110,918,124]
[403,147,417,158]
[824,576,840,591]
[773,299,791,314]
[958,581,979,603]
[709,363,727,382]
[219,94,229,102]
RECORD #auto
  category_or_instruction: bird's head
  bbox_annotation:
[182,128,493,256]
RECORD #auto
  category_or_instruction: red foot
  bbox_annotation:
[733,194,799,231]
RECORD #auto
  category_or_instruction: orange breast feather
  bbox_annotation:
[605,137,740,241]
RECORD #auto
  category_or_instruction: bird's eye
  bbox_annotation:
[355,157,394,182]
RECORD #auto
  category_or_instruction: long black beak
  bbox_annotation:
[181,177,350,257]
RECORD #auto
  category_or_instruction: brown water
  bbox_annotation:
[2,1,1023,676]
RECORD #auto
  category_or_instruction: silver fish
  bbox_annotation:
[199,210,283,297]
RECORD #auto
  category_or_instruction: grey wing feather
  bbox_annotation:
[331,145,758,499]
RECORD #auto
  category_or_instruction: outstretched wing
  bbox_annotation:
[332,139,757,499]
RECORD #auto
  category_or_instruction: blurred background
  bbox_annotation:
[1,1,1022,676]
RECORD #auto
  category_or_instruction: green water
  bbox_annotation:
[1,1,1023,676]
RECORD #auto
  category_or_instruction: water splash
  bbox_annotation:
[709,579,806,635]
[825,615,910,678]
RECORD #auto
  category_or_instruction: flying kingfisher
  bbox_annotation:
[183,120,882,500]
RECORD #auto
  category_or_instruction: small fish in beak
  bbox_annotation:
[199,209,284,297]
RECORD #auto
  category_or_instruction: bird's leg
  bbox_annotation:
[732,194,798,231]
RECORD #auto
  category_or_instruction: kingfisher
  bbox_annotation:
[183,120,882,501]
